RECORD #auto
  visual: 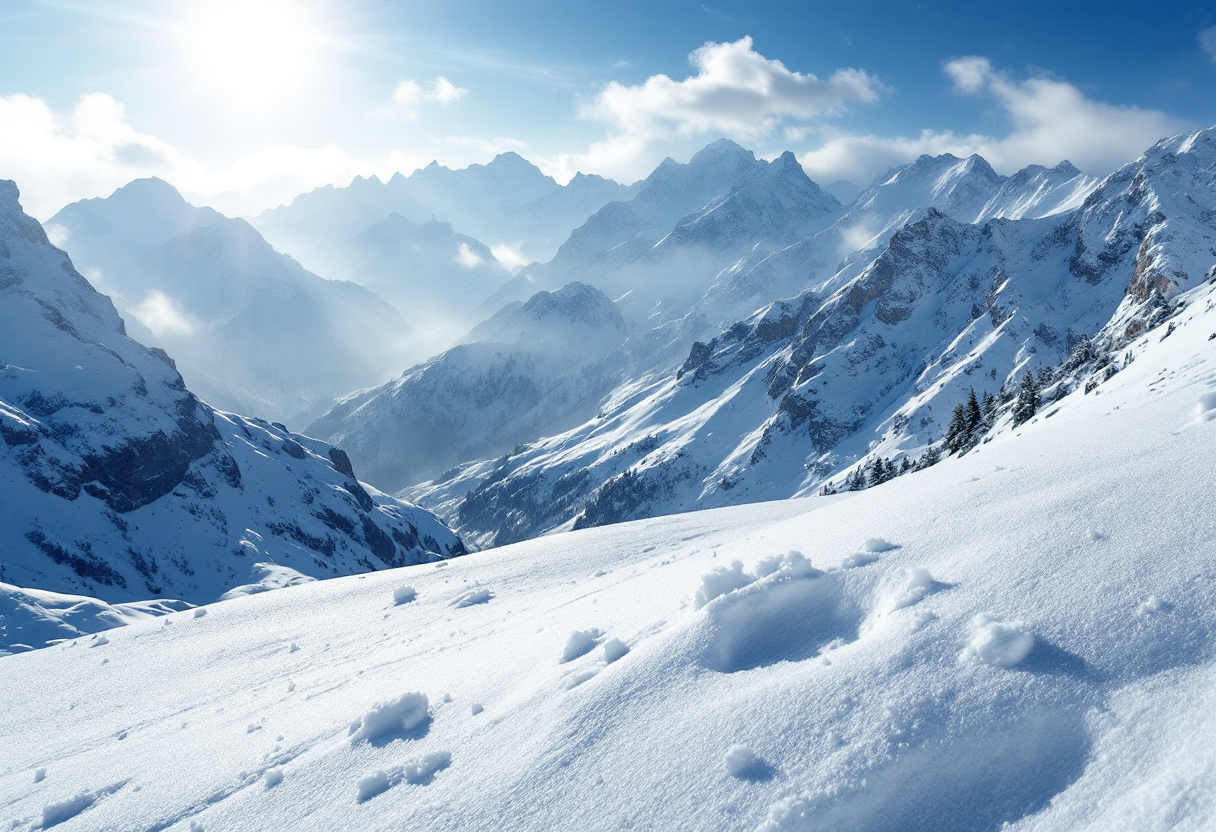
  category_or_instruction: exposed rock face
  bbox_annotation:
[1,180,464,619]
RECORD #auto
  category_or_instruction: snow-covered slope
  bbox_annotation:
[252,153,634,278]
[411,129,1212,547]
[0,180,464,651]
[307,283,630,493]
[47,179,419,427]
[1,268,1212,831]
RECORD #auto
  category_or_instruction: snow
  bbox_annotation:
[959,614,1036,668]
[392,586,417,605]
[2,280,1212,830]
[349,693,431,745]
[41,792,96,827]
[560,629,603,662]
[724,746,775,781]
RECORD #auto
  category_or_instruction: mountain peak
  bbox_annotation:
[690,138,755,166]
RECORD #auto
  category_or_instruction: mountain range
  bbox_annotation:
[47,179,421,427]
[0,180,464,651]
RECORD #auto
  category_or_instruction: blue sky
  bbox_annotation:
[1,0,1213,217]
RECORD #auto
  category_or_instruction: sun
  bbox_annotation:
[177,0,326,104]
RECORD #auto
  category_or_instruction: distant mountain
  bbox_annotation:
[339,212,513,350]
[307,282,630,494]
[0,179,464,650]
[252,153,636,280]
[408,129,1211,547]
[48,179,419,427]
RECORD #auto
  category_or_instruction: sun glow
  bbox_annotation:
[178,0,327,103]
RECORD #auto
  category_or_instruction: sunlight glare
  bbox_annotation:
[179,0,324,103]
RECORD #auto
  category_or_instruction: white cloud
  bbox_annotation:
[130,290,195,338]
[0,93,200,219]
[455,242,484,268]
[799,58,1186,187]
[1200,27,1216,65]
[490,242,530,272]
[587,36,877,139]
[380,76,468,119]
[544,37,878,183]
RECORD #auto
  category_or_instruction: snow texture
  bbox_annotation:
[349,693,431,745]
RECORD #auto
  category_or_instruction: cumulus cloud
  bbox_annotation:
[379,77,468,119]
[545,37,878,183]
[0,93,198,219]
[587,36,877,139]
[799,58,1186,186]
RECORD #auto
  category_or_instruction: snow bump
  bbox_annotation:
[349,693,431,745]
[960,614,1035,668]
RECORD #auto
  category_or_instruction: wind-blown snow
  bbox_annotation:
[1,280,1213,830]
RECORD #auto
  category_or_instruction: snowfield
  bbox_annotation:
[2,276,1213,831]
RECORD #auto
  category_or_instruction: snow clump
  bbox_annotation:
[603,638,630,664]
[42,791,96,826]
[450,587,492,608]
[959,614,1035,667]
[349,692,430,745]
[264,768,283,789]
[724,745,773,780]
[392,586,417,605]
[356,752,451,802]
[695,551,821,609]
[561,629,604,662]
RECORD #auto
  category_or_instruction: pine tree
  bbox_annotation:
[1012,371,1040,426]
[916,443,942,470]
[846,468,867,491]
[944,403,969,455]
[899,456,912,474]
[964,388,982,444]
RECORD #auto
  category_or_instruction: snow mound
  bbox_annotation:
[349,693,431,745]
[694,551,822,610]
[561,629,604,662]
[960,614,1035,667]
[392,586,417,605]
[699,558,857,673]
[603,638,630,664]
[220,563,317,601]
[1198,388,1216,421]
[42,791,96,827]
[725,745,775,781]
[264,767,283,789]
[862,538,900,553]
[450,587,492,608]
[356,752,451,802]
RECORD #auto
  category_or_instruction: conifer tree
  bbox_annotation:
[965,388,983,442]
[944,403,969,454]
[1012,371,1040,426]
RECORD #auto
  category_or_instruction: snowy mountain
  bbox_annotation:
[337,213,513,350]
[2,262,1213,830]
[409,129,1213,547]
[252,153,635,279]
[526,141,840,319]
[47,179,420,427]
[307,283,630,494]
[0,180,464,652]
